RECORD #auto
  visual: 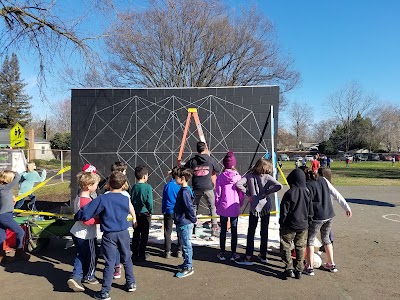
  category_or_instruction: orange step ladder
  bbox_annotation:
[177,108,209,165]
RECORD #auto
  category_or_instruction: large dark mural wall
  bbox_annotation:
[71,86,279,214]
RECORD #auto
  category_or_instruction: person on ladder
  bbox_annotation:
[184,141,220,238]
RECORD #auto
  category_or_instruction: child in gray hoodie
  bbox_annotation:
[235,158,282,265]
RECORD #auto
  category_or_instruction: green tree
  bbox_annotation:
[50,132,71,150]
[0,53,31,128]
[323,113,379,153]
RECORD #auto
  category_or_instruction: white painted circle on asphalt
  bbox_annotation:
[382,214,400,223]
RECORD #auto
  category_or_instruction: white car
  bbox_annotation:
[305,155,314,161]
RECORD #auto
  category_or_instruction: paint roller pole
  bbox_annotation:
[270,105,280,219]
[61,150,64,182]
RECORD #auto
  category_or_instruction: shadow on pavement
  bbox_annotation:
[3,260,70,292]
[346,198,396,207]
[139,243,282,279]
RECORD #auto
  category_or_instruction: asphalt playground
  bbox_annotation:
[1,185,400,300]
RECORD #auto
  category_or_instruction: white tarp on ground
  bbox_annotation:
[89,215,281,253]
[142,214,281,252]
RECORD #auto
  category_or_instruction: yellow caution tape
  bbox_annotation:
[15,166,71,202]
[277,164,289,186]
[14,208,279,221]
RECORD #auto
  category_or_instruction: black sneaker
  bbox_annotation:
[285,269,295,278]
[94,291,111,300]
[175,267,194,278]
[82,277,99,284]
[294,270,302,279]
[67,277,85,292]
[127,283,137,292]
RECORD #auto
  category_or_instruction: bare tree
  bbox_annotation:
[372,105,400,151]
[312,119,337,143]
[102,0,300,94]
[277,127,296,151]
[49,98,71,134]
[327,81,377,152]
[0,0,117,95]
[289,101,312,148]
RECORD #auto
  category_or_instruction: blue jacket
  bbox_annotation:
[174,187,197,226]
[162,179,193,215]
[74,193,131,233]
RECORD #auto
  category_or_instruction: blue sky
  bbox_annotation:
[21,0,400,123]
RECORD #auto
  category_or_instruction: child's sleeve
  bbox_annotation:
[323,177,351,212]
[214,176,222,208]
[38,169,47,182]
[5,172,21,190]
[255,176,282,201]
[80,197,99,225]
[75,196,103,221]
[235,176,247,194]
[308,195,314,225]
[147,185,154,214]
[279,193,290,226]
[161,183,168,214]
[183,190,197,223]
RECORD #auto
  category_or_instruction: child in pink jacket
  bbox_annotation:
[215,151,244,262]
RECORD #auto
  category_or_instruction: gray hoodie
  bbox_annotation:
[236,173,282,216]
[0,172,21,214]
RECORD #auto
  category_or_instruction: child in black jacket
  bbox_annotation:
[279,168,313,279]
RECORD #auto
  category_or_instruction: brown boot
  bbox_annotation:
[14,248,30,261]
[0,249,15,264]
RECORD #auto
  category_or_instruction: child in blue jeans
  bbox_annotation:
[174,167,197,278]
[0,170,30,263]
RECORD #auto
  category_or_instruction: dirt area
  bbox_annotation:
[2,186,400,300]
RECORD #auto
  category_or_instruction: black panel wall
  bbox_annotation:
[71,86,279,214]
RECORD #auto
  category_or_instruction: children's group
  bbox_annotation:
[0,141,352,300]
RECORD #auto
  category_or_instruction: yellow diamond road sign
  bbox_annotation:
[10,123,25,148]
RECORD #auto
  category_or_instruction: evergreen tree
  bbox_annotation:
[0,53,32,128]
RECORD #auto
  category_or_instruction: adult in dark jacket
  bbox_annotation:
[184,141,220,236]
[280,168,313,279]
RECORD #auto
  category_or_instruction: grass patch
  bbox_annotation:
[279,161,400,186]
[32,159,71,169]
[34,182,71,202]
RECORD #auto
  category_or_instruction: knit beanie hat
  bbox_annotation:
[82,164,97,173]
[223,151,236,169]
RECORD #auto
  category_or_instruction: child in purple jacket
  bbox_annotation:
[215,151,244,262]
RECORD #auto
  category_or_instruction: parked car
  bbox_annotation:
[309,146,319,151]
[380,154,393,161]
[367,153,380,161]
[305,155,314,161]
[394,154,400,162]
[354,154,368,161]
[279,154,290,161]
[291,155,303,161]
[340,154,353,161]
